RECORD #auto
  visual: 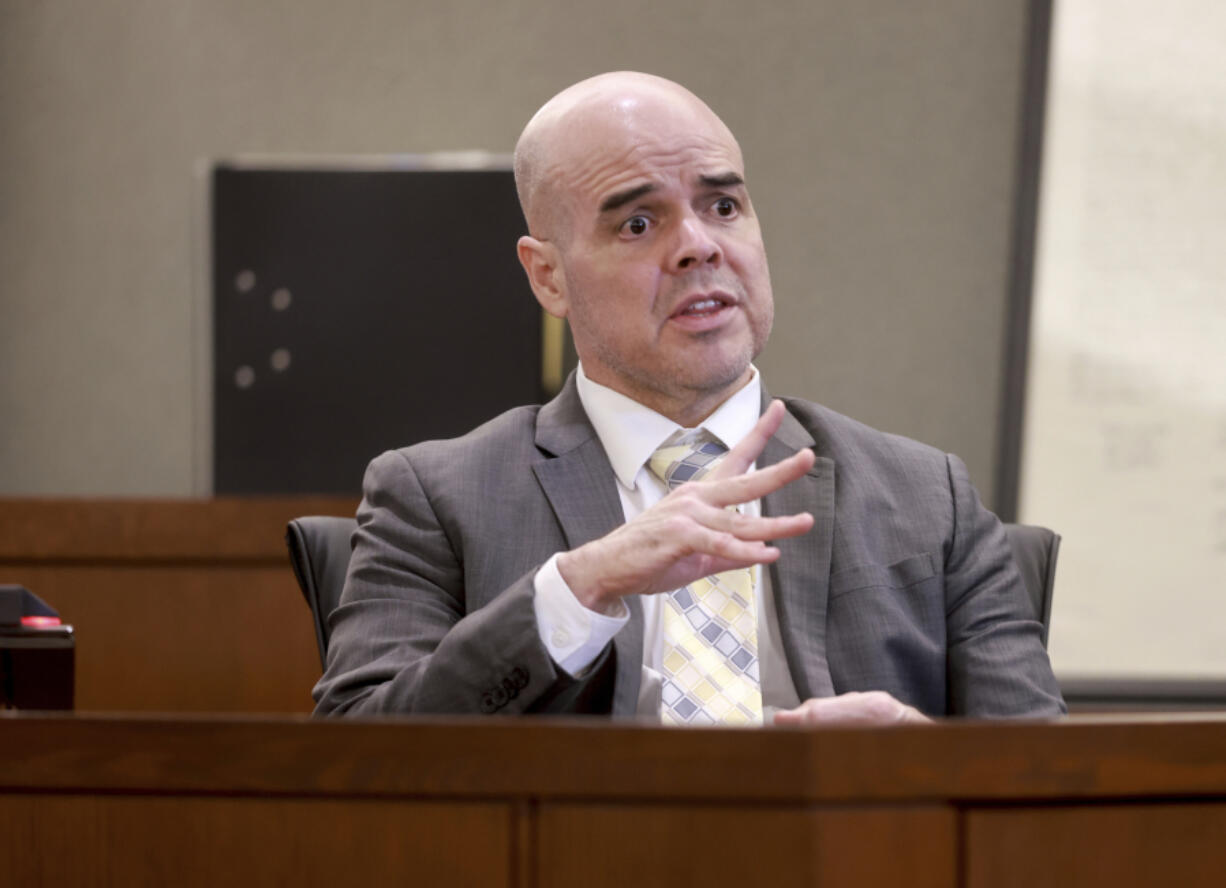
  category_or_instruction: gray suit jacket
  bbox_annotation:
[313,376,1065,718]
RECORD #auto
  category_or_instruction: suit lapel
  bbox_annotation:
[532,378,644,715]
[532,436,625,550]
[761,401,836,700]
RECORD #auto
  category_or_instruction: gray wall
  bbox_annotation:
[1,0,1032,506]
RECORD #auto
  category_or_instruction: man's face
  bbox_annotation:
[540,92,774,420]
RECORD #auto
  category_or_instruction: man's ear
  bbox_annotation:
[517,236,568,318]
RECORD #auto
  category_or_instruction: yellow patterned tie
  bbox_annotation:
[648,432,764,726]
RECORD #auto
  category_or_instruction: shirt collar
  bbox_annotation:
[575,363,763,489]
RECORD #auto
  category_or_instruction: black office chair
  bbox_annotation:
[286,517,1061,668]
[286,516,358,670]
[1002,522,1061,649]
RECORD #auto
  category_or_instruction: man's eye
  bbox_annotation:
[714,197,738,218]
[621,215,650,236]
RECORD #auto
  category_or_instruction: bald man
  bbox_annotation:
[313,72,1065,724]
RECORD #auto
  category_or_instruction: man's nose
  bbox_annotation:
[670,215,723,272]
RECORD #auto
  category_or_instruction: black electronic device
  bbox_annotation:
[0,585,74,710]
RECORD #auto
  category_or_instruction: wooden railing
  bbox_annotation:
[0,497,355,712]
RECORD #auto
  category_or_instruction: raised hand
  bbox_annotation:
[557,400,816,614]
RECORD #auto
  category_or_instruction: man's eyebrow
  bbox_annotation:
[598,183,656,214]
[699,172,745,189]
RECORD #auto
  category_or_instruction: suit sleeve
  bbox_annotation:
[942,454,1067,717]
[312,449,613,716]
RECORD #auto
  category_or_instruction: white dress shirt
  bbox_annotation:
[532,364,801,721]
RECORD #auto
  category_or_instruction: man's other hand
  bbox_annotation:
[557,399,816,614]
[773,691,933,726]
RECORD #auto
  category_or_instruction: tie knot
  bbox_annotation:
[648,435,728,490]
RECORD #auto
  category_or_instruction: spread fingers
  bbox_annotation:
[694,502,814,541]
[708,399,787,479]
[706,447,816,508]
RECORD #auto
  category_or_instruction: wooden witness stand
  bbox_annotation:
[4,713,1226,887]
[2,499,1226,885]
[0,497,356,713]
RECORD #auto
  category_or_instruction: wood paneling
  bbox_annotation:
[965,803,1226,888]
[0,497,357,561]
[4,715,1226,887]
[6,564,319,711]
[0,497,355,712]
[1,794,511,888]
[538,803,956,887]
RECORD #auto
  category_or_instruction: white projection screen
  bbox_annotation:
[1019,1,1226,690]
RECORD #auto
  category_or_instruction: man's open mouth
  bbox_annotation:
[672,294,733,318]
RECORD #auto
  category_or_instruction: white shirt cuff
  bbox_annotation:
[533,552,629,677]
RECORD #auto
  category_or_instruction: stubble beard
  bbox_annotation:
[584,317,768,422]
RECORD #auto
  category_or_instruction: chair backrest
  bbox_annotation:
[286,516,358,669]
[1002,522,1061,649]
[284,516,1061,667]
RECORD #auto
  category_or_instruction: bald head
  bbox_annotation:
[513,72,741,240]
[511,71,772,424]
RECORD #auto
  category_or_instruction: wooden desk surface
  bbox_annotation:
[3,714,1226,887]
[5,711,1226,803]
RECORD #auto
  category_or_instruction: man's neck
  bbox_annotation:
[580,367,756,429]
[575,362,763,492]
